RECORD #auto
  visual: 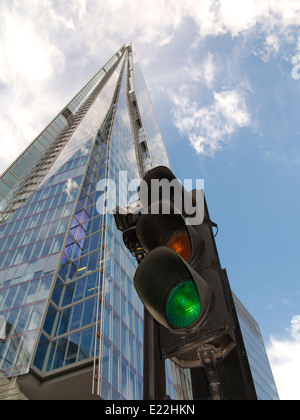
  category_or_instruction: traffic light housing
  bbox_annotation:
[114,166,234,368]
[115,169,255,393]
[134,246,213,333]
[114,166,257,399]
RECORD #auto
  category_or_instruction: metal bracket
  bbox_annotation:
[198,347,223,400]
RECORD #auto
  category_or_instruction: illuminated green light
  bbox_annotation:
[166,281,201,328]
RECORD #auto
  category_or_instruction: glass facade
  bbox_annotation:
[0,44,191,400]
[0,46,125,225]
[132,53,171,170]
[0,47,125,381]
[233,293,279,400]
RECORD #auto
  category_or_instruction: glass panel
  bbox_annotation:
[16,157,31,172]
[132,56,171,169]
[0,180,11,196]
[2,172,18,188]
[10,164,24,180]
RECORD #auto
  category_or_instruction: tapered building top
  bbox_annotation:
[0,44,186,400]
[0,44,170,224]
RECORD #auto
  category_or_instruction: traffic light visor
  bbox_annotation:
[134,247,212,333]
[167,231,192,261]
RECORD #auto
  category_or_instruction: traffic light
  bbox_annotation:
[115,166,257,399]
[114,165,257,399]
[117,166,233,368]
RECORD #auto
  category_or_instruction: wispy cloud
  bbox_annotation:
[169,86,251,156]
[185,52,217,89]
[1,0,300,173]
[187,0,300,38]
[267,315,300,400]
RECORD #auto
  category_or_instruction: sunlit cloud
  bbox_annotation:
[1,0,300,173]
[169,87,251,155]
[267,315,300,400]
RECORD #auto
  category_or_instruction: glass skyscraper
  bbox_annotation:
[0,44,277,400]
[233,294,279,400]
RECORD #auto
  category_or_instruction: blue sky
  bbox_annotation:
[1,0,300,399]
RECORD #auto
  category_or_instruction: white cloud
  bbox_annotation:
[203,53,216,89]
[0,1,67,84]
[0,0,70,173]
[218,0,261,36]
[290,315,300,340]
[185,0,300,61]
[185,0,300,38]
[267,315,300,400]
[1,0,300,173]
[186,0,260,37]
[169,87,251,155]
[187,52,217,89]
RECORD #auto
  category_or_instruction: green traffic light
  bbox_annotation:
[166,281,201,328]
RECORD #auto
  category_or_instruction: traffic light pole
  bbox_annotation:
[143,308,167,400]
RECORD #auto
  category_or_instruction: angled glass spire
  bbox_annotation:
[0,44,190,400]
